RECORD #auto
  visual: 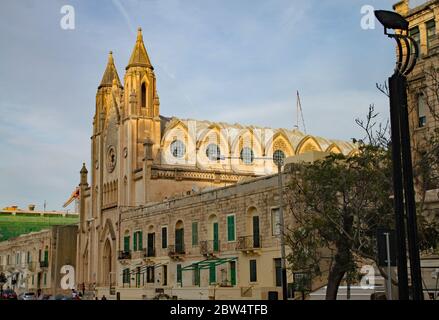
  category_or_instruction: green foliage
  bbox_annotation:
[285,144,395,281]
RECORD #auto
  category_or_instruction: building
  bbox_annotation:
[75,27,356,299]
[394,0,439,213]
[0,225,78,296]
[0,205,79,242]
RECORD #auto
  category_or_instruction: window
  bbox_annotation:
[43,273,47,286]
[426,20,436,52]
[409,27,420,54]
[417,94,427,128]
[250,260,257,282]
[193,264,200,286]
[227,215,236,242]
[271,208,281,236]
[27,251,31,263]
[192,222,198,246]
[141,82,147,109]
[240,147,254,164]
[273,150,286,166]
[161,227,168,249]
[32,275,34,286]
[170,140,186,158]
[133,231,143,251]
[274,258,282,287]
[230,261,237,286]
[162,265,168,286]
[176,264,182,284]
[44,249,48,263]
[122,268,130,284]
[146,266,155,283]
[206,144,221,161]
[124,235,130,252]
[209,263,216,284]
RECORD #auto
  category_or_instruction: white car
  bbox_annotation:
[22,292,36,300]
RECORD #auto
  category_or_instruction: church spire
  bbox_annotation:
[98,51,122,89]
[126,27,153,70]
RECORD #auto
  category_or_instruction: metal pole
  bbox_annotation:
[398,74,424,300]
[384,232,392,300]
[277,162,288,300]
[389,73,409,300]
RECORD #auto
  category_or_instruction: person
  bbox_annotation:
[101,295,107,300]
[81,282,85,296]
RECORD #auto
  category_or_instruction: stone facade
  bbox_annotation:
[76,27,355,299]
[0,225,78,296]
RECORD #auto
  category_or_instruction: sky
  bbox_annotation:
[0,0,428,210]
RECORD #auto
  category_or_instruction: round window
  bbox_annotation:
[170,140,186,158]
[206,144,221,161]
[273,150,286,166]
[240,147,254,164]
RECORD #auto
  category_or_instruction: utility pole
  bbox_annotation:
[277,160,288,300]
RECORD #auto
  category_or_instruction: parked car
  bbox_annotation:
[22,292,36,300]
[1,289,17,300]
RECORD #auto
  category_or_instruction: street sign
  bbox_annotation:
[377,228,397,267]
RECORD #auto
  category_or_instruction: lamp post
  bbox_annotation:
[374,10,423,300]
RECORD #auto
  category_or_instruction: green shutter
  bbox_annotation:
[209,263,216,284]
[230,261,236,286]
[43,273,47,286]
[194,264,200,286]
[177,264,182,284]
[192,222,198,246]
[139,231,143,250]
[162,227,167,248]
[133,232,138,251]
[250,260,257,282]
[124,236,130,252]
[227,215,235,241]
[44,250,48,263]
[213,223,219,251]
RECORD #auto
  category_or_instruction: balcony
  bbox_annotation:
[39,260,49,268]
[236,235,262,253]
[200,240,220,256]
[144,247,156,258]
[168,244,185,259]
[118,250,132,260]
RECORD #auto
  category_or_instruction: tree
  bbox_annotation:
[284,105,439,300]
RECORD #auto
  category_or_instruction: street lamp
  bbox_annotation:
[374,9,423,300]
[218,153,289,300]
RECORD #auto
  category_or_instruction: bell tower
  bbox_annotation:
[123,27,161,170]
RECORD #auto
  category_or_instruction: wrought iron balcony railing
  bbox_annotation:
[118,250,132,260]
[168,244,185,256]
[39,260,49,268]
[236,235,262,251]
[144,247,156,258]
[200,240,220,255]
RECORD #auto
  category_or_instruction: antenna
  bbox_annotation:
[295,91,307,134]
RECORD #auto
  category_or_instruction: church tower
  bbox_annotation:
[123,28,161,172]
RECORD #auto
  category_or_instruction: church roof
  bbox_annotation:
[160,116,357,156]
[126,28,153,70]
[98,51,122,89]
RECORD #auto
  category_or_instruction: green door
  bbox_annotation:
[209,263,216,284]
[253,216,260,248]
[175,229,184,253]
[230,261,236,286]
[213,222,219,252]
[124,236,130,252]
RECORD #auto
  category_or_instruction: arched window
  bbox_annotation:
[206,144,221,161]
[240,147,254,164]
[170,140,186,158]
[141,82,147,109]
[273,150,285,166]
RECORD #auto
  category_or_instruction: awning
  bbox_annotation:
[181,257,237,271]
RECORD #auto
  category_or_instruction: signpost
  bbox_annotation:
[377,228,396,299]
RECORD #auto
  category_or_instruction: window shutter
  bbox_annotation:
[250,260,257,282]
[192,222,198,246]
[124,236,130,252]
[139,231,143,250]
[162,227,167,248]
[133,232,138,251]
[177,264,182,284]
[227,215,235,241]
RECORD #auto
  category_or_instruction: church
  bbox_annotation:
[76,28,356,299]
